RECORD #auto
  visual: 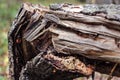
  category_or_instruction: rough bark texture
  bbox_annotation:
[86,0,120,4]
[8,3,120,80]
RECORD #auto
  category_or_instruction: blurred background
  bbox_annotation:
[0,0,84,80]
[0,0,119,80]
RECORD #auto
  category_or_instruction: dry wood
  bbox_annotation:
[8,3,120,80]
[107,63,118,80]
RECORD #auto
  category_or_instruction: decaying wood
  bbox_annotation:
[86,0,120,4]
[8,3,120,80]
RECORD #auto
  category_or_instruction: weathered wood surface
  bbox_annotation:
[86,0,120,4]
[8,3,120,80]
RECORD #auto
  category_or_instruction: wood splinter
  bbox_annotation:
[44,53,94,76]
[107,63,118,80]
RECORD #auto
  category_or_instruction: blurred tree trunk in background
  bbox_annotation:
[78,0,85,3]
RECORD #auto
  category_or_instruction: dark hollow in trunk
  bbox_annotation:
[8,3,120,80]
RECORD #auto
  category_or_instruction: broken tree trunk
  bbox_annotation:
[8,3,120,80]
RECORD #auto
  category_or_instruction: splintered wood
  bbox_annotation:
[8,3,120,80]
[44,53,93,75]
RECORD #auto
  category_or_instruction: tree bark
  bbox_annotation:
[86,0,120,4]
[8,3,120,80]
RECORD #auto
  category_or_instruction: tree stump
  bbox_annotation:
[8,3,120,80]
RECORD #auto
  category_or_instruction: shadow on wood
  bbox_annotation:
[8,3,120,80]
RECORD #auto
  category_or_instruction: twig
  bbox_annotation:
[107,63,118,80]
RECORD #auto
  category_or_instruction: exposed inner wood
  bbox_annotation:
[44,53,94,76]
[8,3,120,80]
